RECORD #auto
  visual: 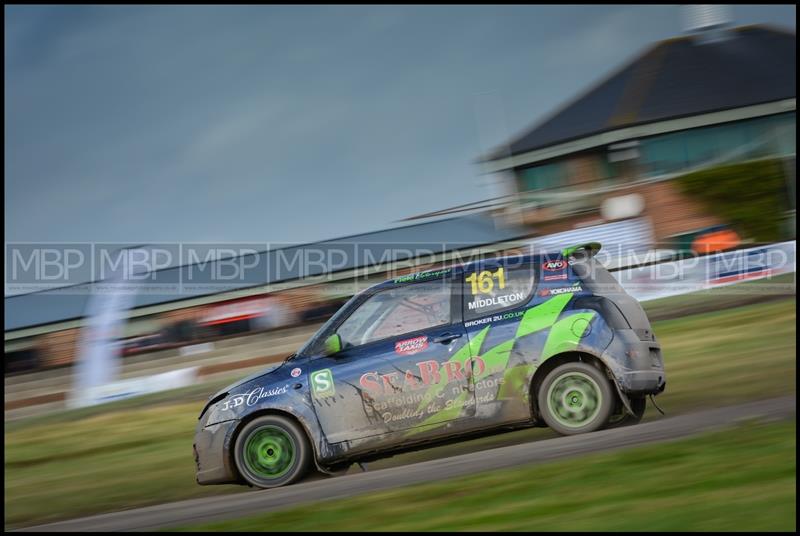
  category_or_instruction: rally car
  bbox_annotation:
[194,242,666,489]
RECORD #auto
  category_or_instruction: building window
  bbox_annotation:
[639,130,688,175]
[607,141,641,181]
[639,112,796,176]
[518,161,567,191]
[745,113,796,158]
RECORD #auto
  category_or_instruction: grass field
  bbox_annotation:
[181,418,796,532]
[4,297,796,528]
[177,420,797,532]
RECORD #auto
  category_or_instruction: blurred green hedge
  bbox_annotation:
[675,158,791,242]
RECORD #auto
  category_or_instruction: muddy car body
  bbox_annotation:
[194,243,666,488]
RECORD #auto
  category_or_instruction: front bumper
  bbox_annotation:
[605,329,666,395]
[194,419,240,485]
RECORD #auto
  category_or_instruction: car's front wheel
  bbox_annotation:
[234,415,311,488]
[538,362,614,435]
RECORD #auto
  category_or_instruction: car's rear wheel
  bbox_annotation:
[234,415,311,488]
[607,395,647,428]
[538,362,614,435]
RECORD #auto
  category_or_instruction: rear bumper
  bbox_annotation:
[620,369,666,394]
[605,329,666,395]
[194,419,240,485]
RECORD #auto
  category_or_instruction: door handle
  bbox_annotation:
[432,333,463,344]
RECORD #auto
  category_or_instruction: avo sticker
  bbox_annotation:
[543,260,567,271]
[395,336,428,356]
[290,367,302,378]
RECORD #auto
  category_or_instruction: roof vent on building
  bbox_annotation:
[683,5,734,44]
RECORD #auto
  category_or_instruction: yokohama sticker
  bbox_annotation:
[539,284,582,297]
[395,336,429,356]
[542,260,567,271]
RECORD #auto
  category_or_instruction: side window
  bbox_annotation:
[336,280,451,349]
[463,263,536,320]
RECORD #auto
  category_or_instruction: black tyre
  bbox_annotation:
[607,395,647,429]
[537,362,614,435]
[234,415,311,488]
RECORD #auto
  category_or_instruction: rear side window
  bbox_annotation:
[463,264,536,320]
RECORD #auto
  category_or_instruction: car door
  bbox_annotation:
[308,273,473,444]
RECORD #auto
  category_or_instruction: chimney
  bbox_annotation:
[683,5,734,44]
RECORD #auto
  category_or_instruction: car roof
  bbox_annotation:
[372,252,559,291]
[369,241,605,292]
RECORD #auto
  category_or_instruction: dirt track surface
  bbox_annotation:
[15,395,796,532]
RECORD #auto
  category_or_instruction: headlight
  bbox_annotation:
[199,392,228,420]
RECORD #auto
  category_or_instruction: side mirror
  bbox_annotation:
[323,334,342,356]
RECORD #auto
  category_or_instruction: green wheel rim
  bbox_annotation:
[546,371,602,428]
[243,425,296,479]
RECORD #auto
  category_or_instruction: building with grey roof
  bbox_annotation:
[482,23,795,243]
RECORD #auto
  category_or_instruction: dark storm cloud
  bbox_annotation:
[4,5,795,244]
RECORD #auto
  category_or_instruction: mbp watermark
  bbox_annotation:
[5,240,795,298]
[6,243,93,294]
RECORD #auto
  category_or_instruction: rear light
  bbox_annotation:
[649,349,663,367]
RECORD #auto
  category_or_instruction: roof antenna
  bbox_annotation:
[683,5,734,44]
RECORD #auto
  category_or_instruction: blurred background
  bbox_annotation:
[4,4,796,532]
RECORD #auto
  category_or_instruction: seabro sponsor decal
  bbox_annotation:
[360,356,486,396]
[395,336,428,355]
[382,407,425,423]
[221,385,289,410]
[539,284,582,297]
[543,260,567,271]
[468,291,525,310]
[543,273,568,282]
[376,376,506,422]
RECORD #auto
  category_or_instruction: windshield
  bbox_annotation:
[295,290,365,356]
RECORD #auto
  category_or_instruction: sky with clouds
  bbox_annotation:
[5,5,796,245]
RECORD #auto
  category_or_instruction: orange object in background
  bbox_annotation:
[691,228,742,254]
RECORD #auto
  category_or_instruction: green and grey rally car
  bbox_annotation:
[194,242,666,489]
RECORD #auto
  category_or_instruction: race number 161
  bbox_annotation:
[465,268,505,295]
